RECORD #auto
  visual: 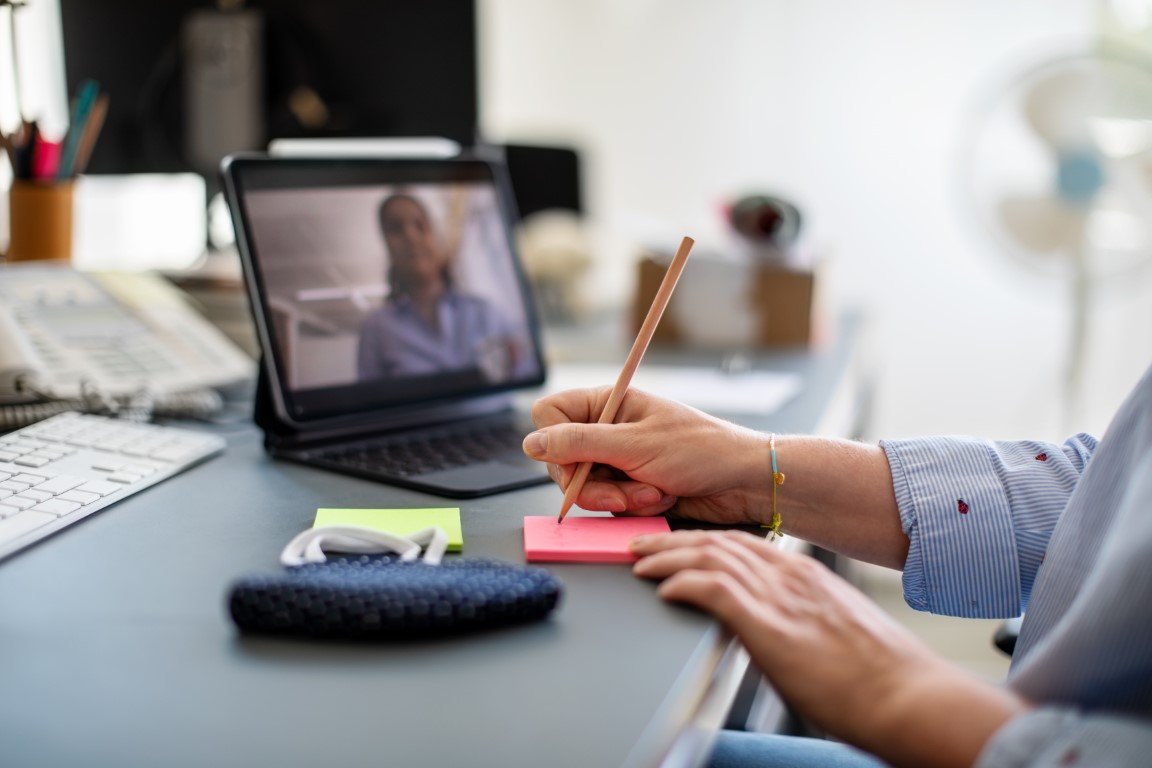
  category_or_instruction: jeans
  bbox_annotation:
[708,731,888,768]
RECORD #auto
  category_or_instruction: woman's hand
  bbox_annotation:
[631,530,1028,768]
[522,387,773,525]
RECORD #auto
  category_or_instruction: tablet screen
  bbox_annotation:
[224,157,546,423]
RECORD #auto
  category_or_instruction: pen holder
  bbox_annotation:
[6,180,74,262]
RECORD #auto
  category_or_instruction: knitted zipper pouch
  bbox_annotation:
[228,526,562,640]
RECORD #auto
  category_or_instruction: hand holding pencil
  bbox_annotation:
[522,338,779,526]
[553,236,694,523]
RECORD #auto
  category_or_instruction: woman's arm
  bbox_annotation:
[524,387,910,568]
[630,530,1030,768]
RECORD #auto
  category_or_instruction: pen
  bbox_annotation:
[557,235,695,524]
[57,79,100,179]
[31,134,63,181]
[72,91,109,176]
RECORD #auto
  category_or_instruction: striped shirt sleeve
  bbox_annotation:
[880,434,1096,618]
[976,708,1152,768]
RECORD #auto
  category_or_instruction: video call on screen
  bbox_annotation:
[244,181,540,395]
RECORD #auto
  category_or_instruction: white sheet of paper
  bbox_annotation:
[541,364,803,416]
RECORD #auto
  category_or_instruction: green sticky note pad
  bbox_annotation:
[314,508,463,552]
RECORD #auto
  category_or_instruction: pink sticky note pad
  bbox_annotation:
[523,516,671,563]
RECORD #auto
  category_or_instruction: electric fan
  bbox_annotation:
[960,46,1152,422]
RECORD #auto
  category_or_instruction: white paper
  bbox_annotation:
[541,364,803,416]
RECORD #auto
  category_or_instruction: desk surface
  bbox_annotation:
[0,317,862,768]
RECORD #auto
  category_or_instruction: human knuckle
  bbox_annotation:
[788,554,826,578]
[697,544,730,568]
[700,571,739,600]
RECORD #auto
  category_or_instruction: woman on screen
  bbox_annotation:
[357,192,527,383]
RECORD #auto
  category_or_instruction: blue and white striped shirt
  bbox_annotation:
[881,363,1152,767]
[357,290,534,383]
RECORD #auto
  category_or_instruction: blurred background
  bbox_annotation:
[4,0,1152,682]
[6,0,1150,444]
[479,0,1152,445]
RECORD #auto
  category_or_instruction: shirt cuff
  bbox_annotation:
[882,437,1022,618]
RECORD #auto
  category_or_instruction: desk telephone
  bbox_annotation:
[0,264,253,428]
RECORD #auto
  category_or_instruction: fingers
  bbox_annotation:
[654,569,760,639]
[631,529,780,561]
[523,419,644,471]
[530,387,613,429]
[545,462,676,514]
[632,530,781,597]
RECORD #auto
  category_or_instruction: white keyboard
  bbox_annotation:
[0,412,225,561]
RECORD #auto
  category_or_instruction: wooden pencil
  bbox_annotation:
[557,235,695,523]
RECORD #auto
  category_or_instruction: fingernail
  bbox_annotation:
[523,431,547,458]
[635,488,662,507]
[630,535,651,549]
[599,496,626,513]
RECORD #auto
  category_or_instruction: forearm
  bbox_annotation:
[633,529,1024,767]
[850,661,1028,768]
[744,435,908,569]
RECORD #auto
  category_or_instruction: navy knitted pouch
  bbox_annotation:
[228,554,563,640]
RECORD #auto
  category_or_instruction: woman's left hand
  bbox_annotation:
[630,530,1027,768]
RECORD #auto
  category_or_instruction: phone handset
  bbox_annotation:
[0,304,48,401]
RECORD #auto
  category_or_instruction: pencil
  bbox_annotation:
[557,235,695,524]
[72,92,109,176]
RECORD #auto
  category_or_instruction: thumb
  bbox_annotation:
[522,422,631,467]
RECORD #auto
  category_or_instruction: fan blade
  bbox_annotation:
[1024,67,1098,150]
[997,196,1086,253]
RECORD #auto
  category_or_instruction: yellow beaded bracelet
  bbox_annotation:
[764,433,785,539]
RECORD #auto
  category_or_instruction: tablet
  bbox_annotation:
[221,154,547,429]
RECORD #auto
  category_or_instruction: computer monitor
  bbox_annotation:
[59,1,479,178]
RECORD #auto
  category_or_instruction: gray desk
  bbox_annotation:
[0,316,863,768]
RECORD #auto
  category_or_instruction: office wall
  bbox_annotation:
[479,0,1152,442]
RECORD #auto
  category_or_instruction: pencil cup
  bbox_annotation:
[6,180,75,262]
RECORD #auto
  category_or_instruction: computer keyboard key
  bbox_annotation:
[0,480,30,493]
[20,489,53,503]
[14,456,51,468]
[150,443,210,462]
[91,460,123,472]
[122,442,168,457]
[76,480,122,497]
[106,472,142,484]
[11,473,47,485]
[0,510,56,539]
[89,437,129,451]
[32,499,82,517]
[34,475,87,495]
[58,490,100,505]
[0,451,17,462]
[0,471,11,482]
[0,503,22,518]
[1,496,36,510]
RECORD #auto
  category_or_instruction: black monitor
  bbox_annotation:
[60,1,479,178]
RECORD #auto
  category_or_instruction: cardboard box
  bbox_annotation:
[633,254,815,347]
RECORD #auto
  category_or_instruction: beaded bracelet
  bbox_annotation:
[764,433,785,540]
